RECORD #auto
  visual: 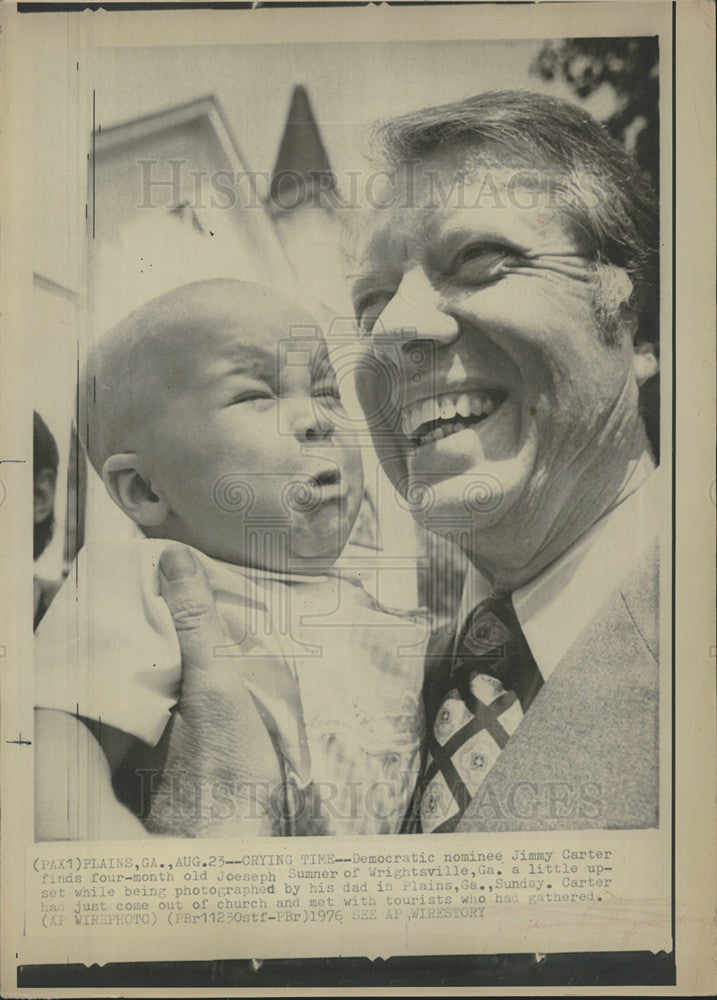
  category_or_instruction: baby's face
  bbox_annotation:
[137,291,364,571]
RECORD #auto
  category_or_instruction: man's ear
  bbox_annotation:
[102,453,169,527]
[33,468,57,524]
[632,341,659,386]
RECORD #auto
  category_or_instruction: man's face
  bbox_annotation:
[138,291,364,572]
[352,145,650,577]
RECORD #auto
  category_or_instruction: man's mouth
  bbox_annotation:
[401,390,508,448]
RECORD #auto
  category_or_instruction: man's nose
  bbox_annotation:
[375,266,460,349]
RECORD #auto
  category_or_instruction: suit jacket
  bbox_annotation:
[419,540,660,833]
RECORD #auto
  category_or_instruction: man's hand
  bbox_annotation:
[145,544,285,837]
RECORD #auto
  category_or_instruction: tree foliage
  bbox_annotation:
[532,37,659,192]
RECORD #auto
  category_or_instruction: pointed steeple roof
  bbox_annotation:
[269,86,337,210]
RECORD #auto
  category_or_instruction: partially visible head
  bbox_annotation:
[33,411,59,561]
[82,279,363,571]
[352,91,659,589]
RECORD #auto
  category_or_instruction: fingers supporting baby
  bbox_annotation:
[145,544,285,837]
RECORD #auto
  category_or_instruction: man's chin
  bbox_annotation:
[403,452,533,540]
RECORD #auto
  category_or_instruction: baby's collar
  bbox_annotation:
[211,556,334,586]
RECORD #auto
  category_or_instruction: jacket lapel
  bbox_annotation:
[455,554,659,832]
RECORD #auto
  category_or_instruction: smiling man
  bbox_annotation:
[352,90,661,833]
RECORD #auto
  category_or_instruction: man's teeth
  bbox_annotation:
[401,391,502,438]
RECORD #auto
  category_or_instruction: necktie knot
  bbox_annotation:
[451,594,522,692]
[455,595,543,712]
[455,596,515,664]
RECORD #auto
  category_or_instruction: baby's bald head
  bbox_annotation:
[80,278,364,570]
[81,278,306,475]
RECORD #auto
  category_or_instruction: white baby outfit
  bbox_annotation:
[35,539,427,835]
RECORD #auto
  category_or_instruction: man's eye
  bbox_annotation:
[355,291,392,337]
[450,243,515,284]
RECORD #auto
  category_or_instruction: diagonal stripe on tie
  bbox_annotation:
[436,755,473,817]
[426,716,484,781]
[431,812,464,834]
[486,690,519,716]
[459,693,512,749]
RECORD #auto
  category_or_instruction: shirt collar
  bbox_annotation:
[456,468,663,682]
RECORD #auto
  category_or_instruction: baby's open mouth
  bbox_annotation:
[309,468,341,489]
[402,390,507,448]
[305,467,347,504]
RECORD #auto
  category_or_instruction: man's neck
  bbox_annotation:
[467,448,656,595]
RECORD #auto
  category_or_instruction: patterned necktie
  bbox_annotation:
[418,594,543,833]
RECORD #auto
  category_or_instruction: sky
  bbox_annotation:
[89,39,612,188]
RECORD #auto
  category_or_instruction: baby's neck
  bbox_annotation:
[144,523,345,577]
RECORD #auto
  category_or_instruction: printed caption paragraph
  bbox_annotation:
[23,837,671,964]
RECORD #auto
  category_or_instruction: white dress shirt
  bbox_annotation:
[455,468,663,683]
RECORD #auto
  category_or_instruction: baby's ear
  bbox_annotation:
[102,453,169,527]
